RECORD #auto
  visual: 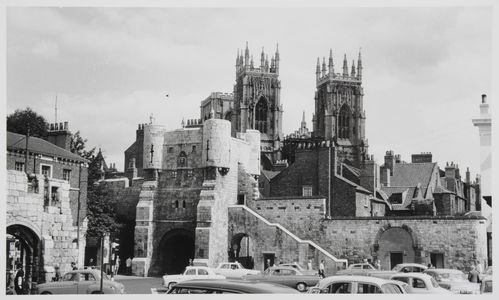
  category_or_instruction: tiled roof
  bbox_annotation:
[7,132,88,162]
[390,162,437,188]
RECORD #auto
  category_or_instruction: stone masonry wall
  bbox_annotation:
[7,170,80,282]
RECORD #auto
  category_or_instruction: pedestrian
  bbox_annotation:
[468,265,480,283]
[53,264,61,281]
[126,257,132,275]
[71,262,77,270]
[318,260,325,278]
[115,256,121,275]
[307,259,313,271]
[476,260,483,274]
[189,258,193,266]
[14,263,27,295]
[88,258,95,269]
[6,270,15,295]
[374,259,381,270]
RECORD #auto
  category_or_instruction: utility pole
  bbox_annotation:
[24,126,30,173]
[76,162,82,268]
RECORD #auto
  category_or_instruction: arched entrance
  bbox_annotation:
[229,233,254,269]
[158,229,195,275]
[376,227,415,270]
[7,224,42,287]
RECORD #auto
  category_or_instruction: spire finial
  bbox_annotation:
[316,57,320,74]
[357,47,363,79]
[250,55,254,69]
[328,49,334,75]
[343,53,348,76]
[351,60,356,76]
[244,41,249,66]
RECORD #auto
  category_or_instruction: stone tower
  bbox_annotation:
[312,49,368,168]
[233,42,284,169]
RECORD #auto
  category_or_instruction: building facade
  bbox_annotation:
[6,123,88,286]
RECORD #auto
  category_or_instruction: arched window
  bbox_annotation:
[182,200,186,208]
[177,151,187,168]
[255,98,268,134]
[338,104,351,139]
[174,200,179,208]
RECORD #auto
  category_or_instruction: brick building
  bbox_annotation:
[6,123,88,285]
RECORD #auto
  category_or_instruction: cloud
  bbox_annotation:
[31,40,60,59]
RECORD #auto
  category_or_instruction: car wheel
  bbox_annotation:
[40,291,52,295]
[296,282,307,292]
[168,282,177,290]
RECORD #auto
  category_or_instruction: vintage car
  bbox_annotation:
[423,268,480,294]
[242,266,320,292]
[391,263,428,273]
[166,279,300,294]
[480,275,492,294]
[162,266,225,289]
[278,262,318,276]
[35,269,124,294]
[213,262,260,278]
[390,272,451,294]
[309,275,406,294]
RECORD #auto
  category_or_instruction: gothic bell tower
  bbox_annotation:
[233,42,284,169]
[312,49,368,168]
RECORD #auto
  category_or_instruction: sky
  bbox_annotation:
[5,3,493,177]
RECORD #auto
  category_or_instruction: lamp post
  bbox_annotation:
[100,232,109,293]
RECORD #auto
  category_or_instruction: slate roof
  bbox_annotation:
[342,163,361,177]
[261,170,281,181]
[7,132,88,163]
[390,162,437,187]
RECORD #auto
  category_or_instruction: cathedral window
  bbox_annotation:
[338,104,351,139]
[255,98,268,134]
[175,200,179,209]
[177,151,188,168]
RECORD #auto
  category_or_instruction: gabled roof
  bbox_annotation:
[342,163,361,177]
[261,170,281,181]
[7,132,88,163]
[390,162,437,188]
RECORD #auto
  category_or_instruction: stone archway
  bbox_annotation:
[158,229,195,275]
[374,225,416,270]
[229,233,254,269]
[7,224,42,286]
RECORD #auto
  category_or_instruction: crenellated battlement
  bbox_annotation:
[295,140,334,149]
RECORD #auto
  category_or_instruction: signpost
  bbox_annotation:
[100,232,109,294]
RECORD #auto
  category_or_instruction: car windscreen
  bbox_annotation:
[430,277,440,288]
[380,283,403,294]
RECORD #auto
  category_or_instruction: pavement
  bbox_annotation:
[113,274,163,294]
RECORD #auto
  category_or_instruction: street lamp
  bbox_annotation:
[100,232,110,293]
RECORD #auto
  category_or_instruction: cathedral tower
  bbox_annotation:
[312,49,368,168]
[233,42,284,169]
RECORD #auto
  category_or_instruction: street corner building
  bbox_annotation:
[92,44,491,277]
[6,122,89,284]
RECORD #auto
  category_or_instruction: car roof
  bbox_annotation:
[318,275,391,287]
[425,269,464,274]
[391,273,433,280]
[394,263,427,268]
[171,279,300,293]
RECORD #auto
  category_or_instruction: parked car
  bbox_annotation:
[278,262,318,275]
[308,275,406,294]
[480,275,492,294]
[166,279,300,294]
[214,262,260,278]
[423,268,479,294]
[242,266,320,292]
[336,262,393,279]
[390,272,451,294]
[385,279,412,294]
[162,266,225,289]
[391,263,428,273]
[35,269,124,294]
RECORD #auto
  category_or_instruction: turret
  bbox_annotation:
[342,54,348,76]
[357,49,363,79]
[244,41,249,66]
[328,49,334,75]
[316,57,321,81]
[260,47,265,69]
[322,57,327,76]
[275,43,280,74]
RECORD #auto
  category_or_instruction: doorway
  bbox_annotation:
[390,252,403,269]
[430,253,444,268]
[263,253,275,271]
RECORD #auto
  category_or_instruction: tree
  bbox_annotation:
[7,107,49,137]
[85,184,122,237]
[70,131,96,160]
